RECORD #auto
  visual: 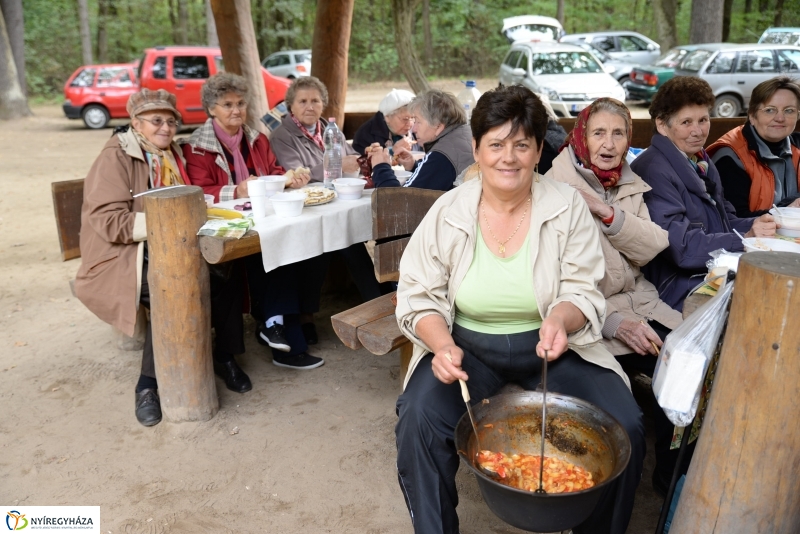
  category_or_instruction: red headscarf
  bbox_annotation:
[560,98,632,189]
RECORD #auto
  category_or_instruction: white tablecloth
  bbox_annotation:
[214,188,374,273]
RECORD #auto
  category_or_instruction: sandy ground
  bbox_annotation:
[1,83,659,533]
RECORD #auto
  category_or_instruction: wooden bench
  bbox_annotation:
[330,187,445,381]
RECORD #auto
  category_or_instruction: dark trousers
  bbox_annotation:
[614,320,696,489]
[140,259,246,380]
[395,324,645,534]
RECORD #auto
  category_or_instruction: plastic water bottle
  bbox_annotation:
[323,118,343,189]
[457,80,481,122]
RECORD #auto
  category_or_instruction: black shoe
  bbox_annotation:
[256,323,291,352]
[135,388,162,427]
[272,352,324,370]
[301,322,318,345]
[213,359,252,393]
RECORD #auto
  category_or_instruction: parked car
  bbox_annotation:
[672,43,800,117]
[560,31,661,64]
[759,27,800,46]
[576,42,636,90]
[499,42,626,117]
[625,44,727,103]
[502,15,565,44]
[62,63,139,129]
[262,49,311,79]
[137,46,291,125]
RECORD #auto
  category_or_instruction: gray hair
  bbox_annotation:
[285,76,329,114]
[589,98,631,135]
[407,89,466,129]
[201,72,249,117]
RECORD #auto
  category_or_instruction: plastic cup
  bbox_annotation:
[248,179,267,198]
[204,194,215,207]
[250,194,268,220]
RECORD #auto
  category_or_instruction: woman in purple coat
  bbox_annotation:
[631,77,776,311]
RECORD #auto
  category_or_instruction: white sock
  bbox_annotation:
[266,315,284,328]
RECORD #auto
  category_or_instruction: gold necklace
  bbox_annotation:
[481,197,531,255]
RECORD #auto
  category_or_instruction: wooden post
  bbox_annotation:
[143,186,218,422]
[310,0,355,126]
[210,0,268,133]
[671,252,800,533]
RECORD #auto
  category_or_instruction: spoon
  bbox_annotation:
[535,350,549,494]
[445,353,482,453]
[733,228,748,246]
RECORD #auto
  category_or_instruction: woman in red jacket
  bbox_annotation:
[183,73,326,371]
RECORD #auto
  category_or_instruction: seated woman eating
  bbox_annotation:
[75,89,250,427]
[707,76,800,217]
[352,88,419,156]
[394,85,645,534]
[545,97,685,496]
[183,72,326,371]
[369,89,474,191]
[631,76,777,312]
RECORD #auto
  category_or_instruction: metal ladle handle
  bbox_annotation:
[536,349,548,494]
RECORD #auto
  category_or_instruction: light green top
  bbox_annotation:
[454,225,542,334]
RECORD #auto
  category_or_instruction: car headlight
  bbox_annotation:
[542,87,560,101]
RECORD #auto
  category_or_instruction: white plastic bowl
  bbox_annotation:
[270,191,305,217]
[777,226,800,238]
[332,178,367,200]
[742,237,800,254]
[394,170,412,185]
[770,207,800,230]
[259,175,286,198]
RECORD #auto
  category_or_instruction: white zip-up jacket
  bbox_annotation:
[395,175,629,390]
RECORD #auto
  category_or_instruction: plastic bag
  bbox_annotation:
[652,278,734,426]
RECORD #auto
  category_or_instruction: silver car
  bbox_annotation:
[262,49,311,79]
[499,42,626,117]
[673,43,800,117]
[560,31,661,65]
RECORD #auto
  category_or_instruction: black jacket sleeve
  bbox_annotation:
[715,155,769,218]
[372,152,455,191]
[352,124,371,156]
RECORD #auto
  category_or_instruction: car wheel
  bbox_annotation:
[618,76,631,100]
[82,105,110,129]
[712,95,741,118]
[287,75,295,80]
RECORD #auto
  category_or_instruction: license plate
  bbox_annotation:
[571,104,587,112]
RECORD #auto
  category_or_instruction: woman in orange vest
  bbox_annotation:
[708,76,800,217]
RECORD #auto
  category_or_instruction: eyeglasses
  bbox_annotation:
[216,101,248,112]
[137,116,179,128]
[395,116,415,123]
[758,106,797,118]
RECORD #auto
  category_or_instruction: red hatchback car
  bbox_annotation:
[63,63,139,129]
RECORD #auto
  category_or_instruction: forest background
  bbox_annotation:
[14,0,800,98]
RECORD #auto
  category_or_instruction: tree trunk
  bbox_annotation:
[557,0,565,24]
[97,0,117,64]
[76,0,92,65]
[722,0,734,41]
[176,0,189,45]
[210,0,269,133]
[0,6,29,119]
[0,0,25,95]
[652,0,678,50]
[774,0,785,26]
[422,0,432,64]
[392,0,430,94]
[310,0,356,126]
[205,0,218,47]
[758,0,769,12]
[744,0,752,13]
[689,0,724,45]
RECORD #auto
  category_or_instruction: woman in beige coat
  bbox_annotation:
[394,86,644,534]
[545,98,684,496]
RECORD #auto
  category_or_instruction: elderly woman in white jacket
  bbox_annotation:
[394,85,645,534]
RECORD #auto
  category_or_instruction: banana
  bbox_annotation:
[206,207,244,220]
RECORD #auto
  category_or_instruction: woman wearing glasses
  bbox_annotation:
[707,76,800,217]
[75,89,250,426]
[352,88,419,156]
[183,73,310,202]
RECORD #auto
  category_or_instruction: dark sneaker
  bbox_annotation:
[272,352,324,370]
[257,323,291,352]
[301,322,318,345]
[135,388,162,427]
[213,358,252,393]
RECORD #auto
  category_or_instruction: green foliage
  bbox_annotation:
[20,0,800,96]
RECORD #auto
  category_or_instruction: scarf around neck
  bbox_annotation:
[561,99,631,189]
[132,129,184,188]
[212,120,251,185]
[291,114,325,151]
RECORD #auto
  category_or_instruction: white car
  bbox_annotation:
[262,49,311,79]
[560,31,661,65]
[502,15,565,44]
[499,42,626,117]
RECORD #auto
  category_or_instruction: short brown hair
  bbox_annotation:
[285,76,329,114]
[747,76,800,117]
[201,72,248,117]
[471,84,547,149]
[649,77,715,129]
